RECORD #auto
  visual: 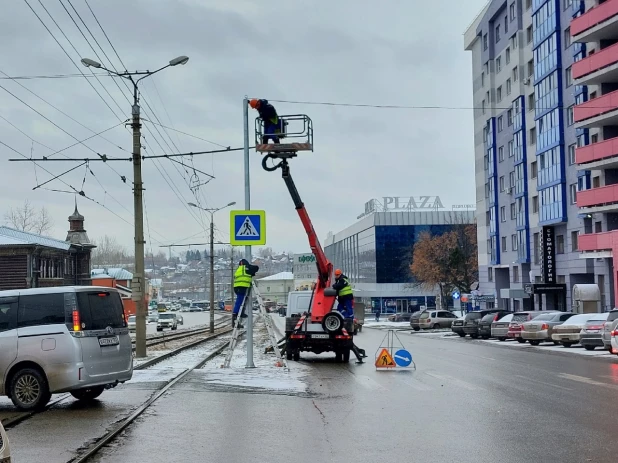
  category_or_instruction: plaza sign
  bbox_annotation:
[364,196,445,214]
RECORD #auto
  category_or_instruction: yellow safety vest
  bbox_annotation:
[338,278,353,297]
[234,265,252,288]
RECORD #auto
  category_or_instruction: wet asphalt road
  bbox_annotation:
[6,326,618,462]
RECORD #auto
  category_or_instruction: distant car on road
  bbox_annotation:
[602,310,618,350]
[388,312,413,322]
[409,311,425,331]
[463,310,505,338]
[0,420,11,462]
[521,312,575,345]
[508,311,553,343]
[127,315,136,331]
[478,311,512,339]
[419,310,458,330]
[148,313,159,323]
[451,316,466,337]
[175,313,184,325]
[580,313,609,350]
[552,313,599,347]
[491,313,514,341]
[157,313,178,331]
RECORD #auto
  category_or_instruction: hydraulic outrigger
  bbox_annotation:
[256,115,366,363]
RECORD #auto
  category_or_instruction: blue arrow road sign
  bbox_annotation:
[394,349,412,367]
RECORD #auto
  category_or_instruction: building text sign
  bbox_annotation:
[365,196,444,214]
[541,226,556,284]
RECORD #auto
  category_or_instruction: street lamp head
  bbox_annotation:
[81,58,101,68]
[169,56,189,66]
[227,202,236,207]
[187,202,198,208]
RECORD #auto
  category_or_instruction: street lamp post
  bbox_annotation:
[81,56,189,358]
[188,201,236,332]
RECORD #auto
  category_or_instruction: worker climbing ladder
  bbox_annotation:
[252,282,288,369]
[222,289,251,368]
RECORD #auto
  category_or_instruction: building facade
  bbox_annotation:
[572,0,618,311]
[324,210,475,314]
[254,272,295,304]
[465,0,610,312]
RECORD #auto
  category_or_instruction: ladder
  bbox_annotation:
[252,282,288,370]
[222,289,251,368]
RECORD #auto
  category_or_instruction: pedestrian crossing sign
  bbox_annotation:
[375,348,396,369]
[230,210,266,246]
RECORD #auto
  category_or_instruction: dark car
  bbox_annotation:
[409,311,425,331]
[478,310,512,339]
[451,315,466,337]
[388,312,413,322]
[463,310,506,339]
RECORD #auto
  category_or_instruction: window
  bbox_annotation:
[0,298,17,333]
[483,33,488,50]
[533,232,540,264]
[567,105,574,125]
[485,183,489,198]
[510,3,516,21]
[496,24,501,43]
[501,206,506,222]
[506,78,512,95]
[481,71,485,87]
[502,236,507,251]
[499,146,505,161]
[526,0,531,10]
[595,221,602,233]
[17,293,65,328]
[565,66,572,87]
[508,140,514,157]
[76,291,125,330]
[513,265,519,283]
[488,267,494,282]
[511,34,518,50]
[593,175,600,188]
[484,62,489,75]
[506,47,511,64]
[497,86,503,101]
[497,56,502,73]
[532,195,539,213]
[570,183,577,204]
[513,66,518,82]
[505,16,509,34]
[571,231,579,252]
[500,176,505,192]
[564,0,572,10]
[590,91,597,99]
[564,27,571,48]
[529,127,536,145]
[528,93,535,110]
[526,25,533,44]
[498,115,504,131]
[512,234,518,251]
[509,171,515,187]
[531,161,538,178]
[556,235,565,254]
[507,109,513,126]
[568,144,576,165]
[510,202,516,219]
[482,99,486,114]
[557,275,566,284]
[592,133,599,144]
[527,59,534,77]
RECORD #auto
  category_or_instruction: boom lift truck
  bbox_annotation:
[256,115,363,363]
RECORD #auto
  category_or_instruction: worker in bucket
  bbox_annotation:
[232,259,259,327]
[249,98,284,144]
[332,269,354,319]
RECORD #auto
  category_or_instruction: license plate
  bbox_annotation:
[312,334,329,339]
[99,336,119,346]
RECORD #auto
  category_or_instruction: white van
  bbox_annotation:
[0,286,133,410]
[0,421,10,462]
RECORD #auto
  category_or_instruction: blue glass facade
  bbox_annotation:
[533,0,566,225]
[485,117,499,264]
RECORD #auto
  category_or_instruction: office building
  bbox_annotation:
[464,0,611,312]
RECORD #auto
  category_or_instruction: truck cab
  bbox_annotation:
[284,291,354,363]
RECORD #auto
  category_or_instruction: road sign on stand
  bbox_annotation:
[230,210,266,246]
[394,349,413,367]
[375,330,416,370]
[375,348,396,368]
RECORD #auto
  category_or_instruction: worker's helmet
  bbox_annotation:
[249,99,260,109]
[334,269,342,277]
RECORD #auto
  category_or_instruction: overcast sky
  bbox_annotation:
[0,0,487,258]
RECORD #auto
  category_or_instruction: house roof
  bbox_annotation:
[150,279,162,287]
[91,267,133,280]
[258,271,294,281]
[0,226,71,251]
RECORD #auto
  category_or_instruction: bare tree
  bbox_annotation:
[91,235,131,267]
[4,200,54,235]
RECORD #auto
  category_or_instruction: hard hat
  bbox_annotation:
[249,99,259,109]
[334,269,342,276]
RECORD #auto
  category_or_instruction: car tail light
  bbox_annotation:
[612,330,618,337]
[335,334,351,340]
[493,313,500,321]
[72,309,81,332]
[290,334,305,339]
[541,323,549,330]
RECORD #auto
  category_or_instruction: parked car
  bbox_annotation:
[601,310,618,350]
[491,313,514,341]
[521,312,575,345]
[388,312,413,322]
[580,313,610,350]
[478,311,512,339]
[552,313,599,347]
[410,311,426,331]
[610,321,618,355]
[176,313,184,325]
[463,310,504,338]
[157,313,178,331]
[508,311,554,343]
[419,310,459,330]
[0,421,10,462]
[127,315,137,331]
[451,315,467,337]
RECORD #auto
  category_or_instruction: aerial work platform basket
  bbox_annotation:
[255,114,313,153]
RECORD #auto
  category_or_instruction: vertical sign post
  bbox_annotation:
[541,226,555,284]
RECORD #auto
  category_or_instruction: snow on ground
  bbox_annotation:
[477,338,616,358]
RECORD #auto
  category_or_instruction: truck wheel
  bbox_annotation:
[293,351,300,361]
[358,325,362,333]
[286,349,293,360]
[353,328,358,335]
[335,351,342,362]
[342,349,350,363]
[322,312,343,333]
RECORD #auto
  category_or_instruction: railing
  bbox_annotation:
[577,183,618,207]
[576,137,618,164]
[572,41,618,79]
[574,89,618,122]
[571,0,618,36]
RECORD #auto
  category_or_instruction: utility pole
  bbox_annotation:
[230,252,235,308]
[209,219,215,333]
[243,96,255,368]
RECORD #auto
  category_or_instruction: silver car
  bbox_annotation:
[552,313,599,347]
[0,286,133,411]
[601,310,618,350]
[157,313,178,331]
[521,312,575,345]
[491,313,514,341]
[580,313,610,351]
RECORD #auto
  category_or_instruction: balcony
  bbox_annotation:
[572,0,618,42]
[577,183,618,213]
[578,230,618,257]
[573,41,618,85]
[576,137,618,168]
[574,89,618,128]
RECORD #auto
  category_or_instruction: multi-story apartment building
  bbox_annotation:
[465,0,611,312]
[572,0,618,311]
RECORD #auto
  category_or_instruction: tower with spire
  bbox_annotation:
[66,200,93,246]
[65,201,95,286]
